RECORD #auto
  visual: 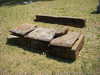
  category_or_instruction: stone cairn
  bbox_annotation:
[8,23,84,59]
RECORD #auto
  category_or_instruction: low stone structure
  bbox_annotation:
[48,32,84,59]
[34,15,86,28]
[9,24,84,59]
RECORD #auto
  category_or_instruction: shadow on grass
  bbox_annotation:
[46,55,75,63]
[0,0,53,6]
[6,37,75,63]
[91,11,100,14]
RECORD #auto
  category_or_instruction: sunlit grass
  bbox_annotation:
[0,0,100,75]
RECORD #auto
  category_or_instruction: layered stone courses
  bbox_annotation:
[9,24,84,59]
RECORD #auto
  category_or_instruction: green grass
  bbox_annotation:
[0,0,100,75]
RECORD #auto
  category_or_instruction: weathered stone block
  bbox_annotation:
[34,15,86,28]
[72,34,84,58]
[48,32,84,59]
[50,31,81,47]
[10,24,37,36]
[25,27,56,42]
[55,26,69,37]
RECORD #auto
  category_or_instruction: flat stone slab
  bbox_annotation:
[55,26,69,37]
[10,24,37,36]
[25,27,56,42]
[34,15,85,28]
[50,31,81,47]
[48,33,84,59]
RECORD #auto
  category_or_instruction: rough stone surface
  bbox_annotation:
[48,34,84,59]
[55,26,69,37]
[10,24,37,36]
[50,31,81,47]
[9,25,84,59]
[25,27,56,42]
[48,46,72,58]
[72,34,84,57]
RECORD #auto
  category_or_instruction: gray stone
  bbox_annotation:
[72,34,84,57]
[48,33,84,59]
[55,26,69,37]
[50,31,81,47]
[25,27,56,42]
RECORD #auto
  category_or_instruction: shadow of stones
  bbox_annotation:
[0,0,53,6]
[6,37,49,54]
[91,10,100,14]
[6,37,75,63]
[46,55,75,63]
[91,4,100,14]
[91,1,100,14]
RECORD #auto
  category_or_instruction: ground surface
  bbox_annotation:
[0,0,100,75]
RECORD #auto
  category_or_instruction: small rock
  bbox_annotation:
[7,35,18,39]
[23,1,32,5]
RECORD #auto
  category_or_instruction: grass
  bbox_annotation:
[0,0,100,75]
